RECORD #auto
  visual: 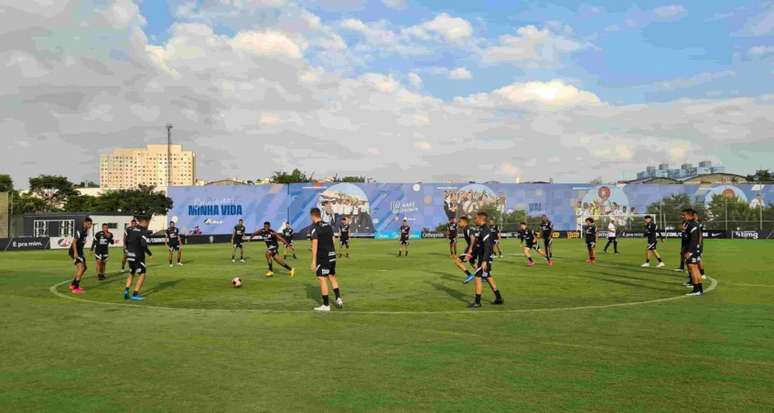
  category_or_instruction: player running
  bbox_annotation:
[583,217,598,264]
[603,219,619,254]
[450,216,476,284]
[68,217,93,294]
[641,215,665,268]
[309,208,343,312]
[254,222,295,277]
[397,218,410,256]
[539,215,554,263]
[465,212,503,308]
[120,218,136,273]
[124,215,153,301]
[282,221,298,260]
[489,218,503,258]
[231,219,246,263]
[165,221,183,267]
[682,209,705,296]
[337,217,351,258]
[447,217,458,256]
[91,223,114,280]
[517,222,550,266]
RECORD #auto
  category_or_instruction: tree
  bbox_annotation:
[93,186,172,216]
[333,175,367,183]
[270,169,312,184]
[76,180,99,188]
[12,192,48,214]
[746,169,774,183]
[28,175,77,211]
[65,195,98,212]
[705,194,758,231]
[0,174,12,193]
[645,193,706,229]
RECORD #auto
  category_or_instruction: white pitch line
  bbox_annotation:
[49,276,717,315]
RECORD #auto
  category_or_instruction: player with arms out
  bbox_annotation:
[682,209,705,296]
[91,223,114,280]
[450,216,476,284]
[165,221,183,267]
[120,218,136,273]
[489,218,503,258]
[397,218,410,257]
[447,217,458,256]
[517,222,549,266]
[282,221,298,260]
[338,217,351,258]
[583,217,598,264]
[641,215,665,268]
[539,215,555,264]
[124,215,153,301]
[254,222,295,278]
[309,208,343,312]
[231,218,246,263]
[465,212,504,308]
[68,217,93,294]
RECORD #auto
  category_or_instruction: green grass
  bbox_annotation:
[1,238,772,412]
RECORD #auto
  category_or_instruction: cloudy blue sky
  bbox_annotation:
[1,0,772,185]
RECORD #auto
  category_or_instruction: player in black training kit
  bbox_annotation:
[447,217,458,256]
[165,221,183,267]
[539,215,555,264]
[641,215,665,268]
[282,222,298,260]
[121,218,136,272]
[517,222,549,266]
[583,217,598,264]
[464,212,503,308]
[681,209,705,296]
[231,219,246,263]
[398,218,410,256]
[310,208,343,312]
[675,220,689,272]
[338,217,351,258]
[489,218,503,258]
[451,216,475,284]
[68,217,93,294]
[91,223,114,280]
[254,222,295,277]
[124,215,153,301]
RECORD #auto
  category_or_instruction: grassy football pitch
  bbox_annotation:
[1,238,772,412]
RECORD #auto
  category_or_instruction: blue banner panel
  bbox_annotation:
[168,185,290,235]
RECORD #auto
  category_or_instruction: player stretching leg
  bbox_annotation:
[583,217,598,264]
[489,218,503,258]
[124,215,153,301]
[539,215,555,265]
[466,212,503,308]
[641,215,664,268]
[451,216,475,284]
[682,209,705,296]
[165,221,183,267]
[517,223,548,266]
[309,208,343,312]
[282,222,298,260]
[68,217,93,294]
[231,219,246,263]
[337,217,351,258]
[255,222,295,277]
[91,223,114,280]
[447,217,458,256]
[398,218,410,256]
[120,218,136,273]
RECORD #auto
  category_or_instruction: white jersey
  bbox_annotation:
[608,222,617,236]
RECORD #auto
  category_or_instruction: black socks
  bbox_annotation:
[322,295,329,306]
[333,288,340,299]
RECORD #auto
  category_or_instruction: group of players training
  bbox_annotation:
[64,206,708,310]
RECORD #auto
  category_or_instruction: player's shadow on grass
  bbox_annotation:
[426,281,468,303]
[144,279,184,296]
[303,282,322,304]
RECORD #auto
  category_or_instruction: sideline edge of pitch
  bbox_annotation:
[49,276,717,315]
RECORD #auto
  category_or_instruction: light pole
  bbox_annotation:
[166,124,173,189]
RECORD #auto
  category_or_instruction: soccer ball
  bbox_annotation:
[231,277,242,288]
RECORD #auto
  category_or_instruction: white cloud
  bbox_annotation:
[748,45,774,58]
[382,0,407,10]
[404,13,473,43]
[259,113,282,126]
[448,67,472,80]
[408,72,422,88]
[482,24,587,67]
[230,30,305,59]
[458,80,601,108]
[655,70,735,90]
[653,4,687,19]
[414,141,432,150]
[359,73,400,93]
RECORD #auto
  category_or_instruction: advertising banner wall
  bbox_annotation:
[167,183,773,237]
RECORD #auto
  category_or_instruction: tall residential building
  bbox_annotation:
[100,144,196,189]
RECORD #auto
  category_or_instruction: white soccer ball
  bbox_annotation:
[232,277,242,288]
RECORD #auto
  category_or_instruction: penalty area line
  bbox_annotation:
[48,276,717,315]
